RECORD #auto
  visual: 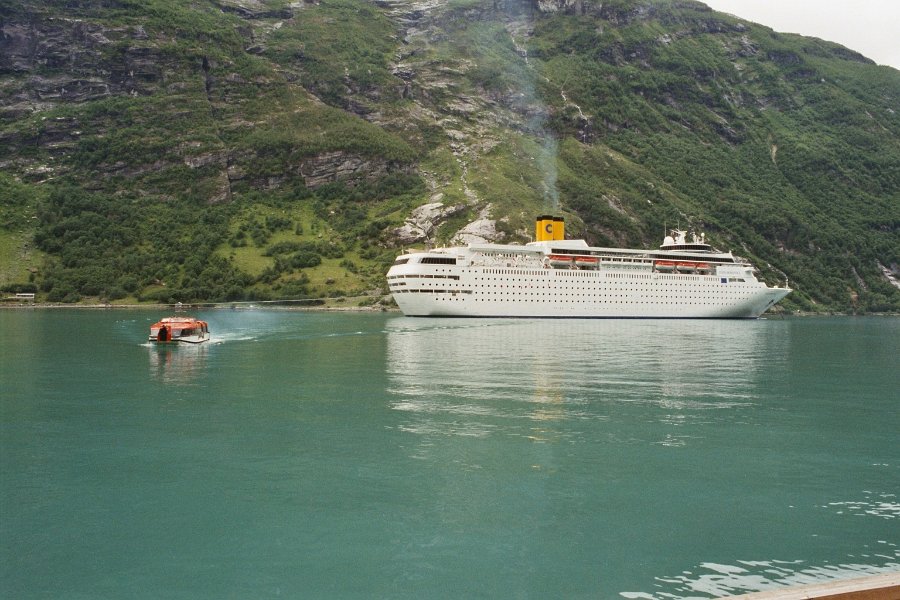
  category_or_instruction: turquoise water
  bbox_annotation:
[1,310,898,598]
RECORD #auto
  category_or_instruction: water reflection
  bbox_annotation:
[385,318,778,446]
[147,343,209,386]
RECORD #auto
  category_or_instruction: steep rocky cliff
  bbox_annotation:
[1,0,898,311]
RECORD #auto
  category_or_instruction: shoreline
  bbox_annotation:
[0,303,397,312]
[1,302,896,317]
[0,296,397,312]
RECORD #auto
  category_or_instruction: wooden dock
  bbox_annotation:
[728,571,900,599]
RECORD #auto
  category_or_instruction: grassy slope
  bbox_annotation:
[0,0,422,303]
[0,0,897,311]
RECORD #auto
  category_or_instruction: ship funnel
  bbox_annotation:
[535,215,551,242]
[553,216,564,241]
[535,215,564,242]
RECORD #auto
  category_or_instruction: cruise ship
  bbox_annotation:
[386,216,791,318]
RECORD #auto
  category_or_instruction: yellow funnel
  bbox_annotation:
[552,217,564,241]
[535,216,564,241]
[535,215,553,242]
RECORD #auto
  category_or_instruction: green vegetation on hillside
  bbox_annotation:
[0,0,897,312]
[529,4,900,312]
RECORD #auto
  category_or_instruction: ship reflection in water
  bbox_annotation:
[385,317,775,447]
[147,342,209,385]
[383,317,899,597]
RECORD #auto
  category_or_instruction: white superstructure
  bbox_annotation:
[386,216,791,318]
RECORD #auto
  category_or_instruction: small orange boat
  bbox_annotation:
[149,315,210,344]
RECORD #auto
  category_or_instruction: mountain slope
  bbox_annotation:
[1,0,898,311]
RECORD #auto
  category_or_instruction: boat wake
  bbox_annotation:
[206,332,256,344]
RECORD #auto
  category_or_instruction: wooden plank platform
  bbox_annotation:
[728,571,900,599]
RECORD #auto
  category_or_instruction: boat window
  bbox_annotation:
[550,248,591,256]
[393,258,409,265]
[420,257,456,265]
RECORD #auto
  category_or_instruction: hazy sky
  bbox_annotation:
[702,0,900,70]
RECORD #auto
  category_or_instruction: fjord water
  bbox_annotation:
[1,310,897,599]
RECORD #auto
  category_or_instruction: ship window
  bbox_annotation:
[420,257,456,265]
[393,258,409,265]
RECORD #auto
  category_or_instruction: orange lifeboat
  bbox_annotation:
[549,254,575,267]
[149,315,210,344]
[655,260,676,271]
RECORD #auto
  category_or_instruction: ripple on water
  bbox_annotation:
[622,550,900,599]
[824,491,900,520]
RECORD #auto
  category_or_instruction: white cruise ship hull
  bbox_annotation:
[389,266,789,318]
[387,226,791,319]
